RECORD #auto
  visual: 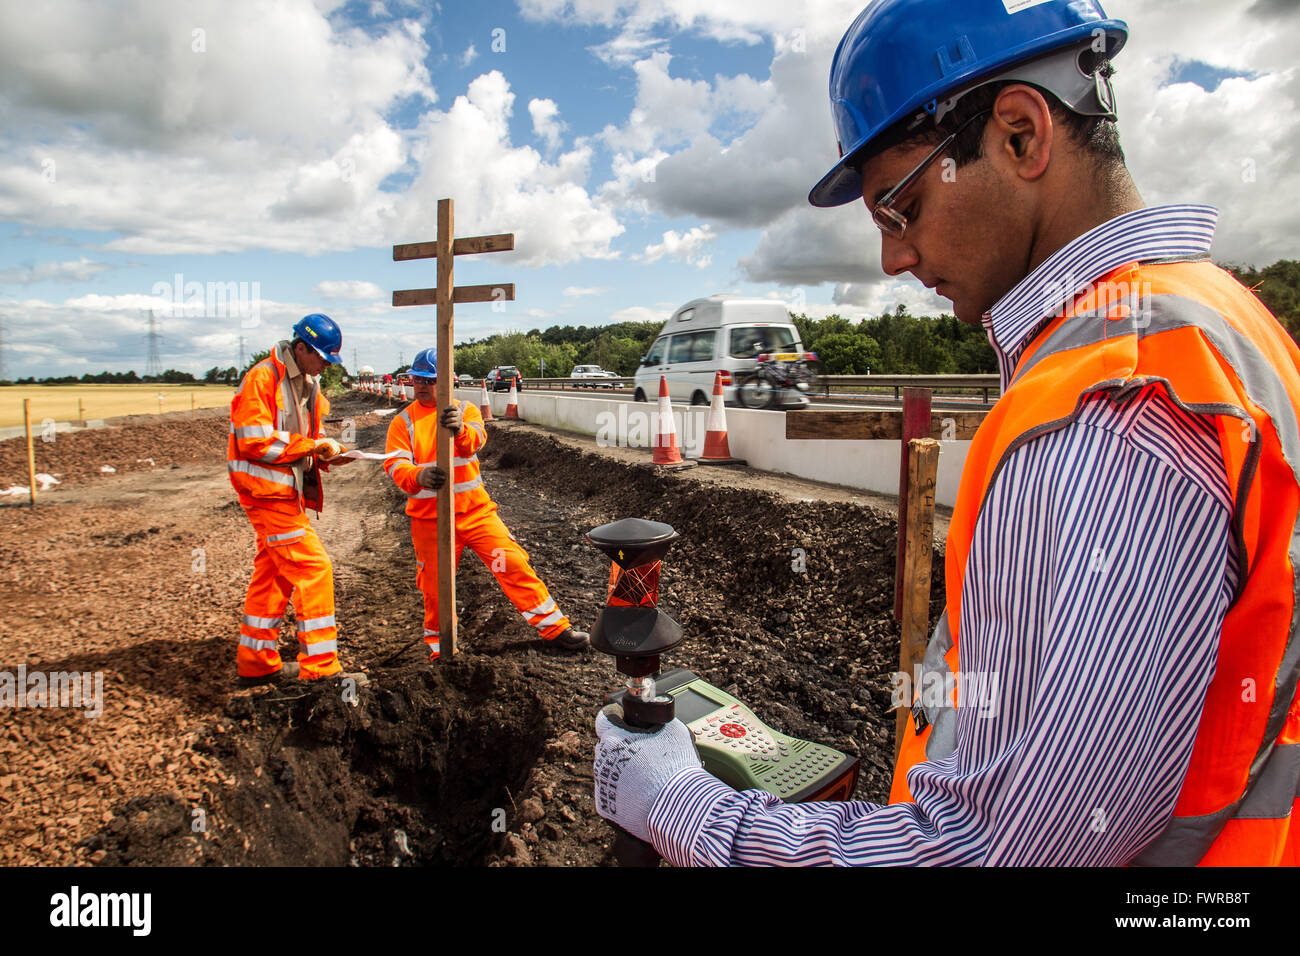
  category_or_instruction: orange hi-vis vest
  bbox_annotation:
[227,342,328,510]
[891,260,1300,866]
[384,399,491,518]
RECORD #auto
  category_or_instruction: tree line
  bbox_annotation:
[4,259,1297,385]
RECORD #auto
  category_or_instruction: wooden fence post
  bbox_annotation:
[895,437,940,759]
[894,387,932,621]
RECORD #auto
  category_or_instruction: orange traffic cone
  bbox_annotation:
[505,376,520,419]
[479,379,494,420]
[699,371,746,466]
[653,375,683,465]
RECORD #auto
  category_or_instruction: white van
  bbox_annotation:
[633,295,809,407]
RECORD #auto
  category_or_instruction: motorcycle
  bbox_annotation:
[736,349,819,410]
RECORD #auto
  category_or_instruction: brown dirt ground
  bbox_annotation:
[0,391,944,866]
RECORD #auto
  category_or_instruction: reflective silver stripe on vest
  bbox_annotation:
[1004,289,1300,865]
[1236,740,1300,819]
[453,455,478,467]
[469,420,486,440]
[404,475,485,499]
[388,450,414,461]
[296,615,336,632]
[242,614,282,630]
[260,439,288,462]
[454,475,483,494]
[299,638,337,657]
[399,409,415,451]
[912,609,958,764]
[267,529,305,545]
[239,635,278,651]
[423,628,439,638]
[235,424,274,439]
[278,360,298,436]
[228,459,297,489]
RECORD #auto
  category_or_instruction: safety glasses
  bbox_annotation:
[871,109,991,239]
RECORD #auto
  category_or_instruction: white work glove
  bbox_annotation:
[313,437,343,459]
[594,703,703,843]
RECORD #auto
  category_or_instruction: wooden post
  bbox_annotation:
[78,397,84,425]
[435,198,458,660]
[895,437,940,759]
[23,399,37,506]
[191,393,195,418]
[392,201,516,662]
[894,387,932,620]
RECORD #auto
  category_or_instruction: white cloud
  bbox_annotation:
[460,43,478,67]
[400,71,624,267]
[606,304,672,325]
[0,258,112,284]
[563,286,609,298]
[313,280,386,300]
[0,0,432,255]
[642,224,716,268]
[528,97,566,152]
[738,203,883,287]
[600,52,715,154]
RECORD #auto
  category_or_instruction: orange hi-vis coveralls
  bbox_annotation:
[384,399,572,658]
[227,341,341,680]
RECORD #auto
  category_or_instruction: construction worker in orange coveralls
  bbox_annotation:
[227,313,355,686]
[384,347,588,660]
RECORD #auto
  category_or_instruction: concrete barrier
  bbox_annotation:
[455,388,969,508]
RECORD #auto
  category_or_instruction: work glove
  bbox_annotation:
[417,465,447,490]
[313,437,343,459]
[439,403,463,433]
[593,703,703,843]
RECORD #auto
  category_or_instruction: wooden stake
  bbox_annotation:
[191,393,195,418]
[23,399,37,506]
[78,397,84,425]
[895,437,940,760]
[436,198,458,660]
[894,388,932,621]
[392,199,516,662]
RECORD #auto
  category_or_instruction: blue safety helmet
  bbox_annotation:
[409,347,437,379]
[809,0,1128,208]
[292,313,343,364]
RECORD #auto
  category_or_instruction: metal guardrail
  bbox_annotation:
[815,374,1000,403]
[518,377,634,390]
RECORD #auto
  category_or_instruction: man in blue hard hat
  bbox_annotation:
[384,347,589,659]
[228,313,356,685]
[593,0,1300,866]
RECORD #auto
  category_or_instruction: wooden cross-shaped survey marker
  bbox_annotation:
[392,197,516,661]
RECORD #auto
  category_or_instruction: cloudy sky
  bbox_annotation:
[0,0,1295,378]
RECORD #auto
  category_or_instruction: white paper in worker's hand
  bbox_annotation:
[331,449,407,461]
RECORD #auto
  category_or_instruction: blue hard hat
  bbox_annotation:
[809,0,1127,208]
[292,313,343,364]
[409,347,437,379]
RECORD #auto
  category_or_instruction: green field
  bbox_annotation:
[0,384,237,428]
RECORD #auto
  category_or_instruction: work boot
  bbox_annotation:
[549,628,589,651]
[237,662,300,687]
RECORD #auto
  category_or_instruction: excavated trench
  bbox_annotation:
[85,664,549,866]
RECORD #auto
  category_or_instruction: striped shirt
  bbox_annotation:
[648,204,1240,866]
